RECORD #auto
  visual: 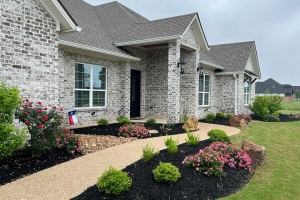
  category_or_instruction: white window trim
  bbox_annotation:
[199,74,210,106]
[75,62,107,109]
[244,81,250,105]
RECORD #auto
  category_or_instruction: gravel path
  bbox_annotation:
[0,123,240,200]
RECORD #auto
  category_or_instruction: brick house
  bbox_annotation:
[0,0,261,125]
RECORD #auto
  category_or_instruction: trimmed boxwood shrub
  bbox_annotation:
[207,129,230,144]
[205,113,216,122]
[153,162,181,183]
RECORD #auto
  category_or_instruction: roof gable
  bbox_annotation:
[200,41,260,77]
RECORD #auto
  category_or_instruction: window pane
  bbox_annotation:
[93,91,105,107]
[75,90,89,107]
[92,66,106,90]
[75,63,90,89]
[205,75,210,92]
[204,93,209,105]
[198,93,203,105]
[199,76,204,92]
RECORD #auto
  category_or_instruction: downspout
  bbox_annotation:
[233,74,237,115]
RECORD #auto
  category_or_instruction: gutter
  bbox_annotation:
[233,74,238,115]
[58,40,141,61]
[114,35,181,46]
[215,71,244,76]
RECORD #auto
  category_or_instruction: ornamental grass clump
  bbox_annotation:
[207,129,230,144]
[118,123,150,138]
[116,116,131,125]
[164,135,179,155]
[97,166,132,195]
[15,99,65,157]
[182,146,225,177]
[185,129,200,146]
[145,118,156,127]
[205,113,216,122]
[153,162,181,183]
[210,142,252,172]
[97,118,109,126]
[141,143,159,162]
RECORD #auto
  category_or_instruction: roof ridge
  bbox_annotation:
[149,12,197,23]
[210,41,255,47]
[114,1,140,23]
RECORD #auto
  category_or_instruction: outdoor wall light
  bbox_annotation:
[197,63,204,77]
[177,57,186,74]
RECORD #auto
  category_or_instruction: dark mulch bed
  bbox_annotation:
[199,117,229,126]
[72,123,187,137]
[0,148,82,186]
[251,114,300,122]
[71,140,252,200]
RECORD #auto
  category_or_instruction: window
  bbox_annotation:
[75,63,106,108]
[199,74,210,106]
[244,81,250,105]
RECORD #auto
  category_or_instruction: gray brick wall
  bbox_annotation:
[0,0,59,106]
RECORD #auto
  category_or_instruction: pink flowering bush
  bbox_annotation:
[183,142,252,176]
[118,123,151,138]
[55,129,82,156]
[15,99,65,156]
[210,142,252,172]
[182,146,225,177]
[234,114,251,122]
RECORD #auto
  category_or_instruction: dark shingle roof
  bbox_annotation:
[292,86,300,94]
[255,78,285,94]
[58,0,196,56]
[200,41,254,73]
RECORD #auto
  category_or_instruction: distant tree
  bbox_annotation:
[264,89,270,96]
[295,90,300,101]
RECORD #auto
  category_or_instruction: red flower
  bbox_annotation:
[38,110,42,113]
[24,106,28,109]
[25,99,29,102]
[29,103,32,108]
[38,101,42,105]
[43,115,49,121]
[24,111,28,115]
[38,122,43,129]
[64,129,69,133]
[52,106,57,109]
[25,119,30,124]
[60,108,63,111]
[43,107,48,110]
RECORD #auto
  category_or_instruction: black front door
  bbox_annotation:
[130,70,141,118]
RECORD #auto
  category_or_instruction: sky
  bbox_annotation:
[84,0,300,86]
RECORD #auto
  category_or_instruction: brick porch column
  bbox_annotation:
[120,62,131,118]
[167,42,181,124]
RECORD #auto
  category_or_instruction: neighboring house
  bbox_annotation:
[0,0,261,125]
[256,78,300,102]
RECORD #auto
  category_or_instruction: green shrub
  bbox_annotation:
[97,118,109,126]
[185,129,199,146]
[274,111,283,116]
[225,113,234,119]
[141,143,159,162]
[97,166,132,195]
[152,162,181,183]
[0,81,22,124]
[205,113,216,122]
[0,123,27,160]
[207,129,230,144]
[216,112,225,118]
[250,96,283,117]
[263,114,279,122]
[116,116,131,125]
[145,118,156,127]
[268,96,283,113]
[164,136,179,155]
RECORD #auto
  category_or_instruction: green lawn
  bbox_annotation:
[281,102,300,111]
[221,121,300,200]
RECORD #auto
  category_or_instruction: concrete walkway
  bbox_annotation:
[0,123,240,200]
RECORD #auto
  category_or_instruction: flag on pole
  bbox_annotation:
[68,110,78,124]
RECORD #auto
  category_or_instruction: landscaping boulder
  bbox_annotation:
[229,117,248,127]
[182,116,199,131]
[242,140,266,172]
